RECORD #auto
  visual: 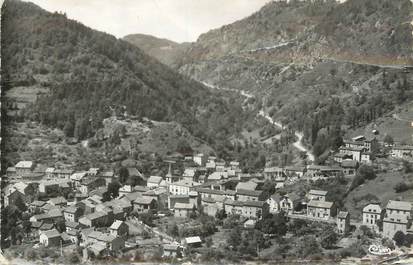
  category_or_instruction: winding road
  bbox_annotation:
[201,80,315,162]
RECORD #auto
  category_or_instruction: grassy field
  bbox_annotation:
[344,160,413,221]
[346,101,413,144]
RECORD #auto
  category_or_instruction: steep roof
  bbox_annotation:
[242,200,265,208]
[41,229,60,239]
[15,161,33,169]
[110,220,125,230]
[134,196,155,205]
[363,203,382,213]
[208,171,228,180]
[147,175,163,184]
[307,200,333,209]
[236,181,257,191]
[48,196,67,205]
[237,189,262,197]
[308,189,328,196]
[386,200,412,212]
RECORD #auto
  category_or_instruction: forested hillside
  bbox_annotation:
[171,0,413,162]
[123,34,189,67]
[1,0,251,155]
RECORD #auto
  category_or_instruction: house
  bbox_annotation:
[306,165,343,179]
[341,160,358,176]
[63,206,84,222]
[147,176,163,189]
[4,189,25,207]
[207,171,229,182]
[65,229,80,245]
[284,166,306,178]
[163,244,182,258]
[386,200,412,219]
[52,169,74,179]
[337,211,350,235]
[362,203,382,230]
[39,223,56,234]
[174,203,194,218]
[6,167,16,177]
[169,180,200,196]
[78,211,111,228]
[88,242,108,256]
[339,146,364,162]
[308,190,328,201]
[267,194,294,214]
[241,201,267,219]
[197,188,237,202]
[201,197,225,217]
[230,161,240,170]
[224,200,267,219]
[237,189,263,202]
[182,236,202,248]
[15,161,34,175]
[235,181,257,191]
[109,220,129,237]
[103,198,134,216]
[87,231,125,252]
[182,168,198,182]
[307,200,333,220]
[101,171,115,186]
[29,200,47,213]
[143,188,168,209]
[133,196,157,213]
[383,214,409,239]
[70,172,88,188]
[193,153,207,166]
[38,180,60,194]
[48,196,68,207]
[333,153,352,163]
[361,152,372,164]
[79,177,106,195]
[65,221,80,232]
[391,145,413,160]
[39,229,61,247]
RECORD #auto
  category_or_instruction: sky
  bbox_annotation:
[24,0,271,43]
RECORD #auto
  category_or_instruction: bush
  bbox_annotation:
[394,182,409,193]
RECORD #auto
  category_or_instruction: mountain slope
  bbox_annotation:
[173,0,413,161]
[1,0,250,155]
[179,0,413,66]
[123,33,189,67]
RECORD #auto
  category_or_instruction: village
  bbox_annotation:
[2,131,413,263]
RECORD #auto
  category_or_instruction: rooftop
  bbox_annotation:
[41,229,60,239]
[110,220,125,230]
[236,181,257,191]
[386,200,412,212]
[147,176,163,184]
[15,161,33,169]
[307,200,333,209]
[309,189,328,196]
[174,202,193,210]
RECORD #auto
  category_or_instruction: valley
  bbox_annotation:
[2,0,413,264]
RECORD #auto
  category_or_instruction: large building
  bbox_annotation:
[307,200,333,220]
[169,180,200,196]
[362,203,382,230]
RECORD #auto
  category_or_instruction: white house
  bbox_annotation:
[362,203,382,230]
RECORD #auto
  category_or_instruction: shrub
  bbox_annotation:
[394,182,409,193]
